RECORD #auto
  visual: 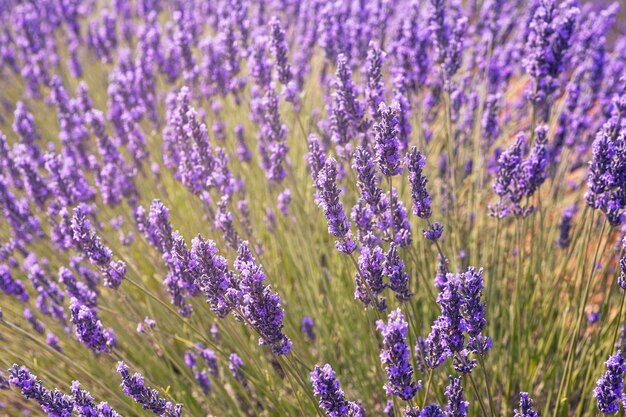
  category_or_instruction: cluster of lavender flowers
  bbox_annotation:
[7,364,124,417]
[419,267,491,374]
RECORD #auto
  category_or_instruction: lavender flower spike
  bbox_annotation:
[8,364,74,417]
[376,308,420,401]
[117,362,183,417]
[70,297,116,354]
[384,243,412,301]
[71,380,122,417]
[374,102,403,177]
[594,352,626,414]
[268,16,293,86]
[70,206,126,289]
[234,241,292,355]
[190,235,233,318]
[315,157,356,254]
[445,376,469,417]
[406,146,432,219]
[302,317,316,341]
[514,392,539,417]
[310,364,363,417]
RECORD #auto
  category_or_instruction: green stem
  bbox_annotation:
[422,369,433,408]
[611,291,626,352]
[467,368,490,417]
[478,355,497,417]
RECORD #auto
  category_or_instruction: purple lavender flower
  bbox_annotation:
[330,100,352,159]
[164,232,195,317]
[184,351,197,369]
[588,310,601,324]
[229,353,245,382]
[190,236,233,318]
[0,133,22,189]
[445,376,469,417]
[557,204,577,248]
[70,298,115,354]
[234,241,292,355]
[384,243,412,301]
[0,263,28,302]
[194,370,211,395]
[493,134,524,199]
[594,352,626,414]
[8,365,74,417]
[524,2,579,116]
[310,364,363,417]
[355,244,387,311]
[436,274,465,354]
[391,191,412,247]
[406,146,432,219]
[45,332,61,351]
[258,86,289,183]
[459,267,487,339]
[137,316,156,334]
[117,362,182,417]
[420,404,446,417]
[44,152,96,206]
[198,347,219,377]
[307,134,327,183]
[435,255,448,291]
[585,116,626,226]
[514,392,539,417]
[278,189,292,216]
[59,267,96,308]
[302,317,316,342]
[481,94,501,149]
[13,144,50,211]
[70,206,126,289]
[315,157,356,254]
[424,222,444,242]
[352,201,377,245]
[365,41,385,118]
[384,399,394,417]
[215,196,241,250]
[140,200,174,253]
[0,175,43,244]
[49,76,90,169]
[353,146,384,213]
[13,101,41,163]
[374,102,403,177]
[71,380,122,417]
[376,308,420,400]
[235,124,252,162]
[269,16,293,86]
[333,54,368,134]
[24,254,66,322]
[516,125,549,204]
[428,0,467,91]
[24,307,45,334]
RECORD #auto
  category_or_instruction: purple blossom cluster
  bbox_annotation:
[421,267,491,373]
[585,98,626,225]
[491,127,549,217]
[594,352,626,414]
[310,364,364,417]
[134,199,292,356]
[8,364,123,417]
[117,362,182,417]
[376,308,420,401]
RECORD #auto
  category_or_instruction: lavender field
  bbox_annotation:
[0,0,625,416]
